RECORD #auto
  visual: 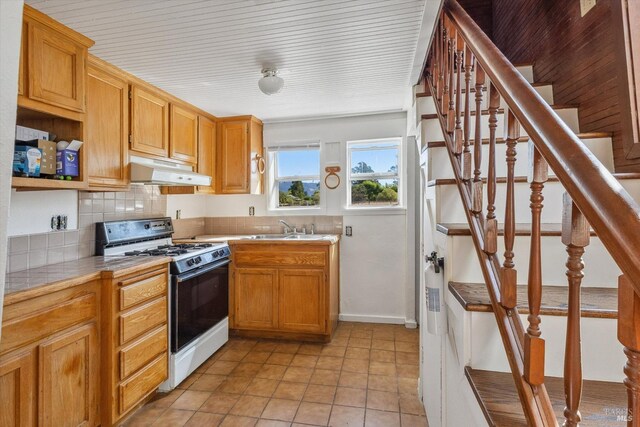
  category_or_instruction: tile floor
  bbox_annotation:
[125,322,428,427]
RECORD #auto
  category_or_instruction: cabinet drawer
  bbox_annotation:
[119,271,167,310]
[119,297,167,345]
[1,292,96,355]
[234,250,326,267]
[119,326,167,380]
[118,352,167,415]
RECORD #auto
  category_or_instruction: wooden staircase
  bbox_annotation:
[414,0,640,425]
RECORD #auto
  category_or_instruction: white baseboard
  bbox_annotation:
[405,319,418,329]
[339,313,406,324]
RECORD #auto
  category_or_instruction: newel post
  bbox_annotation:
[618,274,640,426]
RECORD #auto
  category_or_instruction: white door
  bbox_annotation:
[419,146,444,427]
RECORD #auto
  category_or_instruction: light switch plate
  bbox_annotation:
[580,0,596,17]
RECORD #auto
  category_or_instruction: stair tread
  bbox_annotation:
[428,173,640,186]
[465,367,626,426]
[426,132,611,148]
[436,222,597,236]
[448,282,617,319]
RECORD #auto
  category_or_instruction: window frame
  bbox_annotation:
[346,137,403,209]
[267,143,323,213]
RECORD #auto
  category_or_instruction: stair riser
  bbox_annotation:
[427,137,615,180]
[462,309,625,382]
[416,83,554,119]
[434,179,640,224]
[421,107,580,143]
[440,234,622,287]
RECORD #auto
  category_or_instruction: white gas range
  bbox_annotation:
[96,217,230,391]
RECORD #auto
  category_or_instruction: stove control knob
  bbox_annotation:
[186,259,195,266]
[218,250,225,257]
[194,256,202,264]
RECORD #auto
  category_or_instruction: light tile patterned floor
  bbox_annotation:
[124,322,428,427]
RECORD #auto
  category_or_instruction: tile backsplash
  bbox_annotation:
[172,216,343,239]
[7,185,167,273]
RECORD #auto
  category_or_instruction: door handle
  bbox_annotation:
[426,251,444,273]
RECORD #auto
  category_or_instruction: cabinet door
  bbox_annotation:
[219,120,249,194]
[197,116,216,194]
[130,85,169,158]
[28,22,86,112]
[0,350,34,427]
[278,269,325,333]
[18,22,27,96]
[169,104,198,164]
[87,63,129,188]
[232,268,278,330]
[38,323,98,427]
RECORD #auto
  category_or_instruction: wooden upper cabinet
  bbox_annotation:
[218,116,264,194]
[130,85,169,158]
[87,58,129,189]
[18,22,26,96]
[23,6,93,113]
[38,323,99,427]
[197,116,217,194]
[170,104,198,164]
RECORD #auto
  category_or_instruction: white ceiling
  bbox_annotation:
[25,0,429,121]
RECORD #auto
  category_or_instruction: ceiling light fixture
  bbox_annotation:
[258,68,284,95]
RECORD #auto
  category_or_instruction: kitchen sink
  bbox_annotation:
[249,234,330,240]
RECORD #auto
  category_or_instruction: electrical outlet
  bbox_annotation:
[249,206,255,216]
[580,0,596,17]
[176,209,182,219]
[345,226,352,236]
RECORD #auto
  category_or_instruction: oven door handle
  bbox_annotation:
[174,259,231,282]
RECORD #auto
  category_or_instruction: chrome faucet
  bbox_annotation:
[279,219,296,234]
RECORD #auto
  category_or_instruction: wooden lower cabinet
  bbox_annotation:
[279,269,325,334]
[102,264,170,426]
[0,350,34,427]
[38,323,98,427]
[0,281,100,427]
[233,268,278,330]
[229,241,339,342]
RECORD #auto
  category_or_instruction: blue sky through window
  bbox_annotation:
[351,148,398,174]
[277,149,319,177]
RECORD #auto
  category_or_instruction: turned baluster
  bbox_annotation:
[500,110,519,308]
[462,46,473,182]
[561,193,590,427]
[435,20,444,106]
[524,144,548,386]
[441,22,449,113]
[484,83,500,255]
[618,274,640,426]
[453,34,464,155]
[471,65,485,215]
[447,24,456,134]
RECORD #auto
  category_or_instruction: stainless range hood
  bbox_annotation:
[130,155,211,186]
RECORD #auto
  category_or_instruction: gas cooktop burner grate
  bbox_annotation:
[122,243,217,257]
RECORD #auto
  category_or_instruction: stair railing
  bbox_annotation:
[424,1,640,425]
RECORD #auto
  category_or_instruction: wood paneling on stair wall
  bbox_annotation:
[491,0,640,172]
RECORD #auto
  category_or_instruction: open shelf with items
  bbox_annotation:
[12,106,87,190]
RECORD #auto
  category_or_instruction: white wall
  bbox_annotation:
[8,190,78,236]
[0,0,24,338]
[207,112,415,325]
[166,194,209,219]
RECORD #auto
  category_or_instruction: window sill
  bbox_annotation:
[267,206,325,216]
[342,206,407,216]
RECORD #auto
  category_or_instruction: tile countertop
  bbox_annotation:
[4,256,171,305]
[174,234,341,245]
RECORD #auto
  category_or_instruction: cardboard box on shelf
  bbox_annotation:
[18,139,56,174]
[13,146,42,177]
